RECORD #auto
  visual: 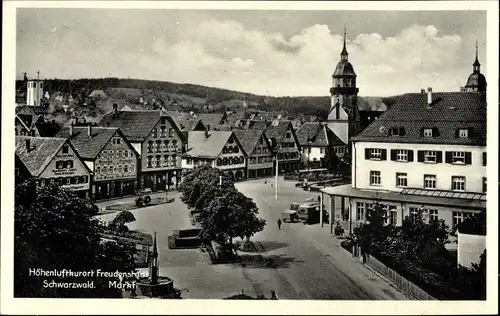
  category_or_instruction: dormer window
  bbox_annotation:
[458,129,468,138]
[423,128,433,137]
[389,127,406,136]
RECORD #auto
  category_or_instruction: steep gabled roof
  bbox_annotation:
[15,136,68,176]
[99,110,183,142]
[264,120,296,144]
[196,113,225,127]
[185,131,245,158]
[163,111,206,131]
[56,127,126,160]
[233,130,266,156]
[296,122,345,147]
[352,92,486,145]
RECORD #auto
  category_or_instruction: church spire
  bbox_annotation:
[473,40,481,73]
[341,26,348,61]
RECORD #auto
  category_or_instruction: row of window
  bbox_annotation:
[41,176,88,186]
[55,160,74,169]
[216,156,245,166]
[250,156,273,164]
[151,126,175,138]
[301,147,347,155]
[100,149,135,160]
[111,137,122,145]
[385,127,473,139]
[280,142,296,148]
[254,146,269,155]
[146,155,178,168]
[96,165,135,175]
[366,148,485,166]
[147,140,180,153]
[222,146,240,154]
[277,152,299,160]
[369,170,487,193]
[356,202,473,227]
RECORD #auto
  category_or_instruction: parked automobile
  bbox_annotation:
[167,228,203,249]
[295,201,329,225]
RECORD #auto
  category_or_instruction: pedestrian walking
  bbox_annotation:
[277,218,282,230]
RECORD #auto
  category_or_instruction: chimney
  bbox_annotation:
[420,88,425,93]
[204,129,210,139]
[427,87,433,105]
[113,103,118,116]
[88,124,92,137]
[26,139,31,152]
[69,122,74,136]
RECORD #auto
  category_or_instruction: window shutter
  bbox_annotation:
[417,150,424,162]
[365,148,370,160]
[388,129,393,136]
[419,128,424,137]
[390,149,397,161]
[455,129,460,138]
[465,152,472,165]
[436,151,443,163]
[407,150,414,162]
[445,151,452,163]
[399,127,406,136]
[381,149,387,160]
[482,152,486,166]
[468,127,475,138]
[432,127,440,137]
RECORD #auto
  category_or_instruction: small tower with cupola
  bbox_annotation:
[461,41,487,93]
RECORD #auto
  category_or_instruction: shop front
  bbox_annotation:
[142,170,182,192]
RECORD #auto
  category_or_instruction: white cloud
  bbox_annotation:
[18,19,474,97]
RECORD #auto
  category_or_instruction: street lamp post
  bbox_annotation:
[274,157,279,199]
[307,141,311,170]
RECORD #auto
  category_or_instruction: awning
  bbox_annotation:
[320,184,486,210]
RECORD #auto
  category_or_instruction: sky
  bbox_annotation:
[16,9,487,97]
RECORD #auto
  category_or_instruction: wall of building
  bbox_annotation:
[277,126,301,161]
[458,233,486,268]
[93,132,138,182]
[248,135,274,170]
[27,80,44,106]
[142,118,183,172]
[215,137,246,170]
[39,142,90,192]
[301,146,326,162]
[353,141,486,193]
[327,121,348,145]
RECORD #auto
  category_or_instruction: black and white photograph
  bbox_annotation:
[1,1,498,314]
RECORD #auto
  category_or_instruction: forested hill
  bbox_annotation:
[15,77,331,119]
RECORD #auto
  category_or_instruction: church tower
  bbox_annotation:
[327,27,360,147]
[461,41,487,93]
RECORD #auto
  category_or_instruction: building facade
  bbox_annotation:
[15,136,92,198]
[56,125,140,200]
[233,129,274,178]
[265,121,301,174]
[296,122,347,169]
[321,91,486,230]
[182,131,247,181]
[99,108,186,192]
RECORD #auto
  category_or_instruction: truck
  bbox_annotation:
[295,201,329,225]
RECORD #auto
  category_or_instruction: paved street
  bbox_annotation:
[235,178,408,300]
[95,195,258,299]
[95,178,407,300]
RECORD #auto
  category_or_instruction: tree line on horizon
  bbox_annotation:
[15,77,331,119]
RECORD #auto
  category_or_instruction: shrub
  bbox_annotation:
[143,195,152,206]
[340,239,354,252]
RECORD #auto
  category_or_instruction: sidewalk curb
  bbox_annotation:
[337,247,412,300]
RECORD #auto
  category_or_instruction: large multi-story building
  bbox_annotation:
[264,120,301,174]
[56,125,140,200]
[233,129,274,178]
[15,136,92,198]
[182,130,247,181]
[321,90,487,229]
[99,106,186,192]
